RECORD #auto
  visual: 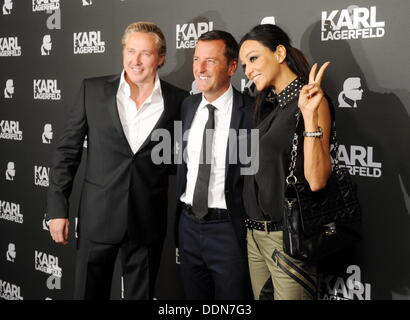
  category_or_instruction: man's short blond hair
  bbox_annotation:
[122,22,166,67]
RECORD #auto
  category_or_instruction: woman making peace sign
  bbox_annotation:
[239,24,332,300]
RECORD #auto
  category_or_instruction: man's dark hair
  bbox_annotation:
[198,30,239,65]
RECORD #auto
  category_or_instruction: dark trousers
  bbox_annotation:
[74,235,163,300]
[178,209,252,300]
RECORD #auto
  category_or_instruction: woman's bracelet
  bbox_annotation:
[303,126,323,138]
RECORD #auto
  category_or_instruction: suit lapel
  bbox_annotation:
[229,89,244,134]
[226,89,244,178]
[182,94,202,152]
[105,75,134,155]
[105,75,123,136]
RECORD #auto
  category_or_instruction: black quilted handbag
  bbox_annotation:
[282,113,362,263]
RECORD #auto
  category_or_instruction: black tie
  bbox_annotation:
[192,104,216,218]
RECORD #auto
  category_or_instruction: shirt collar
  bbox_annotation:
[267,77,305,108]
[200,84,233,114]
[119,70,130,97]
[119,70,162,103]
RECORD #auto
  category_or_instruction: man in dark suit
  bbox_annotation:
[175,30,253,299]
[46,21,188,300]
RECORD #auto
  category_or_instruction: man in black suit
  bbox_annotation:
[175,30,253,299]
[46,21,188,300]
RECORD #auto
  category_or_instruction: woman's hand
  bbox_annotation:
[298,62,330,115]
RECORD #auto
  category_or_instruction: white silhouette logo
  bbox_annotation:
[6,243,16,262]
[5,161,15,181]
[82,0,92,5]
[41,34,52,55]
[43,213,49,231]
[338,77,363,108]
[261,16,276,25]
[4,79,14,98]
[2,0,12,15]
[42,123,53,144]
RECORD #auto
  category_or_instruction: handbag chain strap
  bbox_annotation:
[286,111,339,185]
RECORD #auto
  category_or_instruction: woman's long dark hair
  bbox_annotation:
[239,24,310,122]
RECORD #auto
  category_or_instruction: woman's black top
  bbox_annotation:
[243,77,305,222]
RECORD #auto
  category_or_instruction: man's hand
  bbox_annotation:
[49,218,69,245]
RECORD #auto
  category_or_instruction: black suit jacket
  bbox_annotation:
[46,74,188,245]
[175,88,254,249]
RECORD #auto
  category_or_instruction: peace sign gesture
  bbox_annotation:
[298,62,331,114]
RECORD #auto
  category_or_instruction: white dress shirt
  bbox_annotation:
[116,70,164,154]
[180,85,233,209]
